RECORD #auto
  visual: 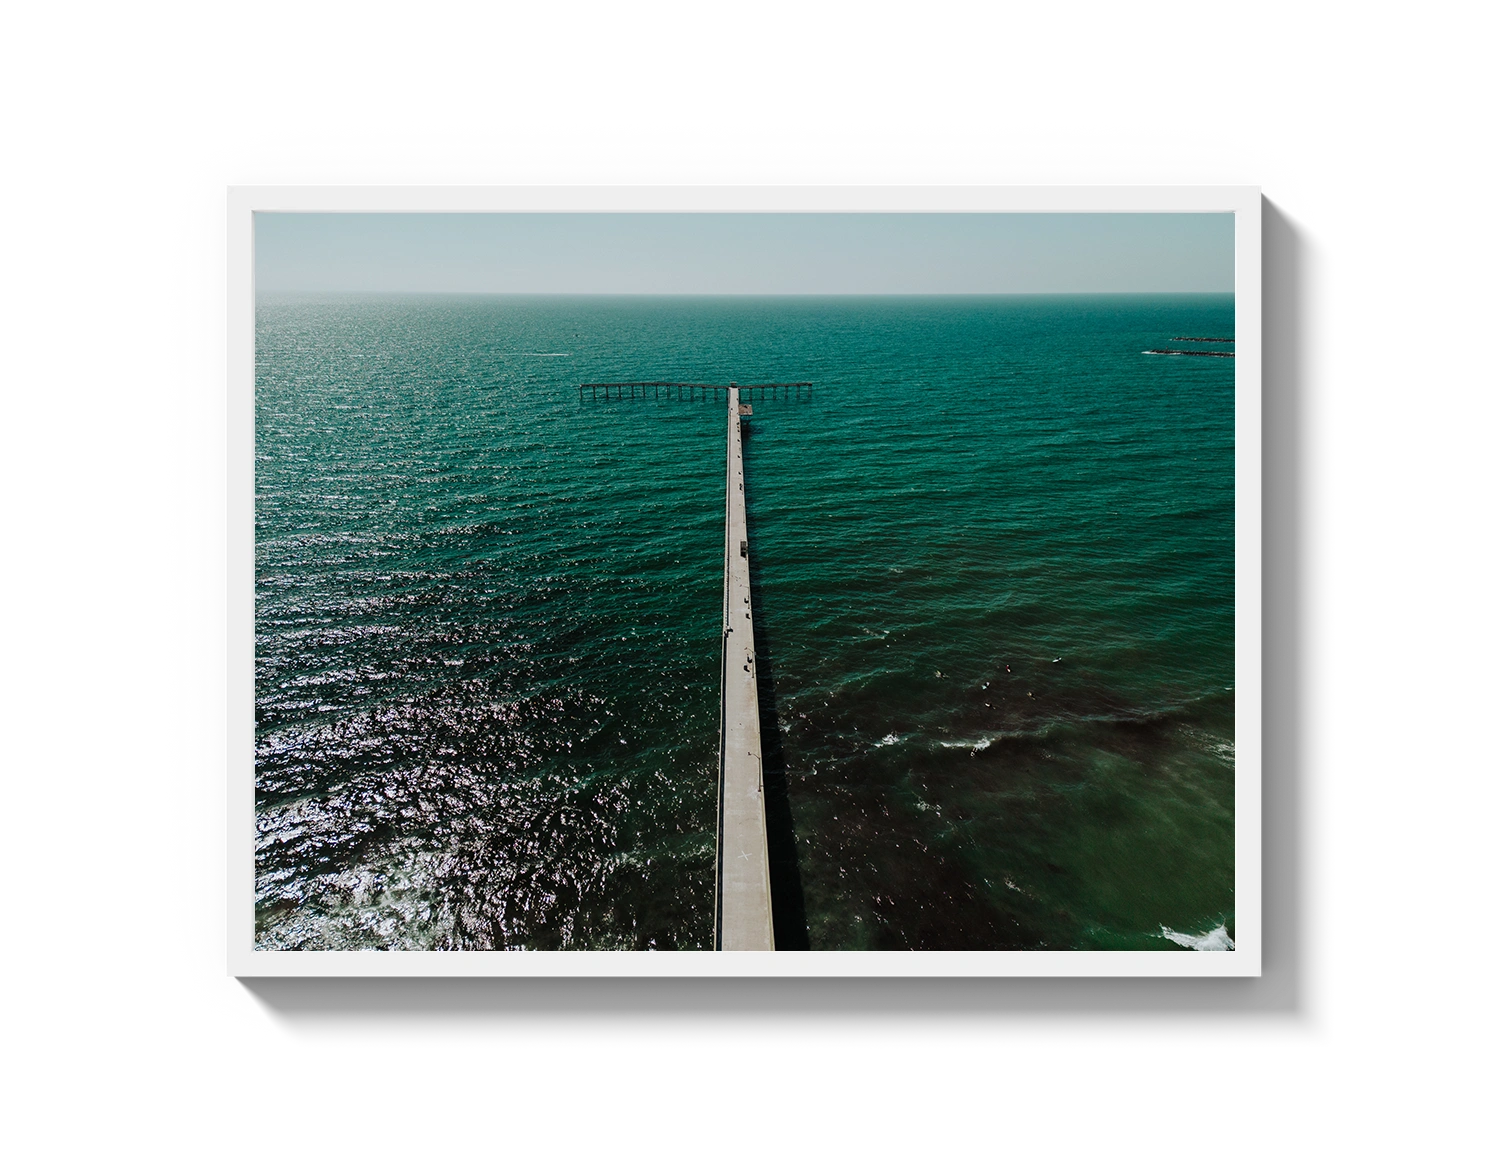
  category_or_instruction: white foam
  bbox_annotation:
[939,736,994,753]
[1160,922,1235,951]
[876,732,900,747]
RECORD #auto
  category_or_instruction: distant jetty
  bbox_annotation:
[1145,348,1235,358]
[1170,337,1234,343]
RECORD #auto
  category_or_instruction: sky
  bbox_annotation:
[254,212,1234,295]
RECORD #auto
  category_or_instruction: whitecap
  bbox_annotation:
[1160,922,1235,951]
[939,736,993,753]
[876,733,900,747]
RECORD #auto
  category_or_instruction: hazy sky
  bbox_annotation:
[255,212,1234,295]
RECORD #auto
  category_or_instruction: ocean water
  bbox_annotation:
[254,294,1235,951]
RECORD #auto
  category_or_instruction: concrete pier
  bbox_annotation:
[715,386,775,950]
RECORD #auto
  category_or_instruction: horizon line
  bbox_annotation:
[255,289,1235,298]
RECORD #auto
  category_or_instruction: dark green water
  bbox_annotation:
[255,294,1235,951]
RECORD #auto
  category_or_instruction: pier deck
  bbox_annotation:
[715,387,775,950]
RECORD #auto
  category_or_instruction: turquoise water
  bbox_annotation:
[254,294,1235,950]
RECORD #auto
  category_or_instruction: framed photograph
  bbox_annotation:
[229,187,1261,975]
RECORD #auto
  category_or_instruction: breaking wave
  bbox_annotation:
[1160,922,1235,951]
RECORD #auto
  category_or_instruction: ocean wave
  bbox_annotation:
[1160,922,1235,951]
[1181,725,1236,764]
[885,690,1235,763]
[939,735,993,753]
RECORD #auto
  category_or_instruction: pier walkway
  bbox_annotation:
[715,386,775,950]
